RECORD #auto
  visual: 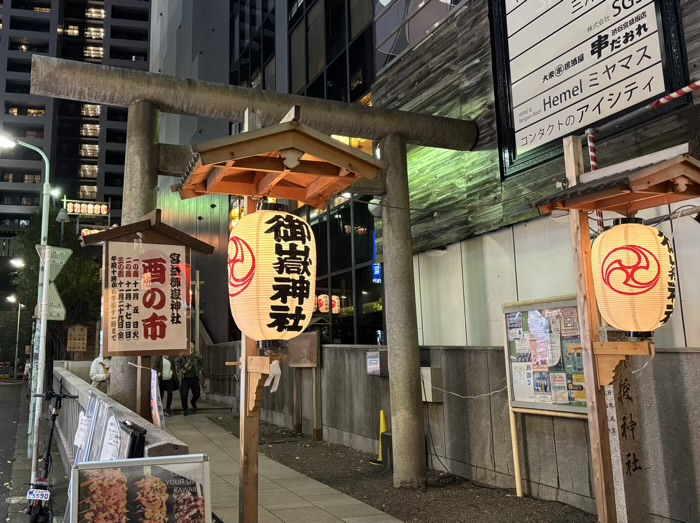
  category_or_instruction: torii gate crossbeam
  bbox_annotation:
[30,56,478,151]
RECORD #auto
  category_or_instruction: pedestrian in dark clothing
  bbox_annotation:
[177,343,203,416]
[153,355,179,416]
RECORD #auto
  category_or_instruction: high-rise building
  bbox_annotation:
[0,0,151,294]
[0,0,151,240]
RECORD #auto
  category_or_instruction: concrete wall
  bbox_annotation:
[212,344,699,521]
[413,203,700,350]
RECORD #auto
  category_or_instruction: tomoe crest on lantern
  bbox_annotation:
[591,223,676,332]
[228,210,317,341]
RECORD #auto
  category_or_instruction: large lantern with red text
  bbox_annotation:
[228,211,317,341]
[591,222,675,333]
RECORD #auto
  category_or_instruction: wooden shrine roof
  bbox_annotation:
[82,209,214,253]
[173,109,386,209]
[535,153,700,215]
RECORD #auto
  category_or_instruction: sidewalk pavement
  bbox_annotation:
[167,414,403,523]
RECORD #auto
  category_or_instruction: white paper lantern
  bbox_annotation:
[331,295,340,314]
[228,211,316,341]
[591,223,675,332]
[317,294,329,313]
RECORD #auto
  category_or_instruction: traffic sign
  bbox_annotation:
[35,246,72,281]
[46,283,66,321]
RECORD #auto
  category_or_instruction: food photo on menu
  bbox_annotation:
[77,464,206,523]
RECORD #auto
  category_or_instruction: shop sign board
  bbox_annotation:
[67,324,89,352]
[491,0,689,175]
[506,0,666,155]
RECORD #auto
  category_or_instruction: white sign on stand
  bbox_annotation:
[504,0,666,155]
[99,415,122,461]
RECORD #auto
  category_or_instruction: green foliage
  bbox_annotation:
[12,206,101,360]
[0,310,30,366]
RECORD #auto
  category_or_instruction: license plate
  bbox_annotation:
[26,489,50,501]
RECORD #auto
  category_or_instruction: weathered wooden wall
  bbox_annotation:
[373,0,700,253]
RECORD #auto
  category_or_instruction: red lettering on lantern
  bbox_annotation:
[602,245,660,296]
[228,236,256,297]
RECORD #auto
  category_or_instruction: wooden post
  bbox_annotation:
[239,108,263,523]
[563,136,617,523]
[239,335,260,523]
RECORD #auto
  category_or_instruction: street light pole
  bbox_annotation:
[14,139,51,483]
[7,296,23,380]
[14,301,22,380]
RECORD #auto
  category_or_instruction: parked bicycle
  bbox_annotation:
[25,385,78,523]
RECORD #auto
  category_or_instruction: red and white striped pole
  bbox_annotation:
[650,81,700,110]
[586,128,605,232]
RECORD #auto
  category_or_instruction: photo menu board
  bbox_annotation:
[503,296,586,414]
[71,454,211,523]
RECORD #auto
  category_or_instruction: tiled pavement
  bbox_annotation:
[167,414,403,523]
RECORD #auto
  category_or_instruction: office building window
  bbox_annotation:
[86,8,106,20]
[80,165,99,179]
[231,1,276,92]
[375,0,457,70]
[298,195,384,345]
[81,104,101,117]
[81,124,100,137]
[286,0,374,102]
[85,26,104,39]
[80,144,99,158]
[84,46,104,59]
[264,56,276,91]
[307,1,325,83]
[78,185,97,200]
[349,0,373,39]
[290,21,306,94]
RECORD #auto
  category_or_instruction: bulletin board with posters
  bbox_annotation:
[70,454,211,523]
[503,296,587,414]
[102,235,191,357]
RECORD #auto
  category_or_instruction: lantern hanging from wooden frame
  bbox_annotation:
[591,221,675,333]
[228,210,317,341]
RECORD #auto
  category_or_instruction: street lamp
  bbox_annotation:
[51,187,61,206]
[0,131,51,482]
[10,258,25,269]
[56,208,70,247]
[7,295,24,380]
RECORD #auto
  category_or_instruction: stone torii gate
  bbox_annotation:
[30,56,478,499]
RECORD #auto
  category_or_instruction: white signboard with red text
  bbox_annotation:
[102,242,189,357]
[506,0,666,154]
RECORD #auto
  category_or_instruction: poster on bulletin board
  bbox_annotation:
[503,296,587,414]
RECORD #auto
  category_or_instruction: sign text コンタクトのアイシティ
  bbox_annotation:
[505,0,665,155]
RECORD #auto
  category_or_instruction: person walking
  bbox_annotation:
[89,354,111,393]
[153,355,179,416]
[177,343,203,416]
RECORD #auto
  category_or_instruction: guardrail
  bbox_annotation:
[52,362,189,475]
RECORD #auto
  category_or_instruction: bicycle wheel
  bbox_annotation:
[29,506,51,523]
